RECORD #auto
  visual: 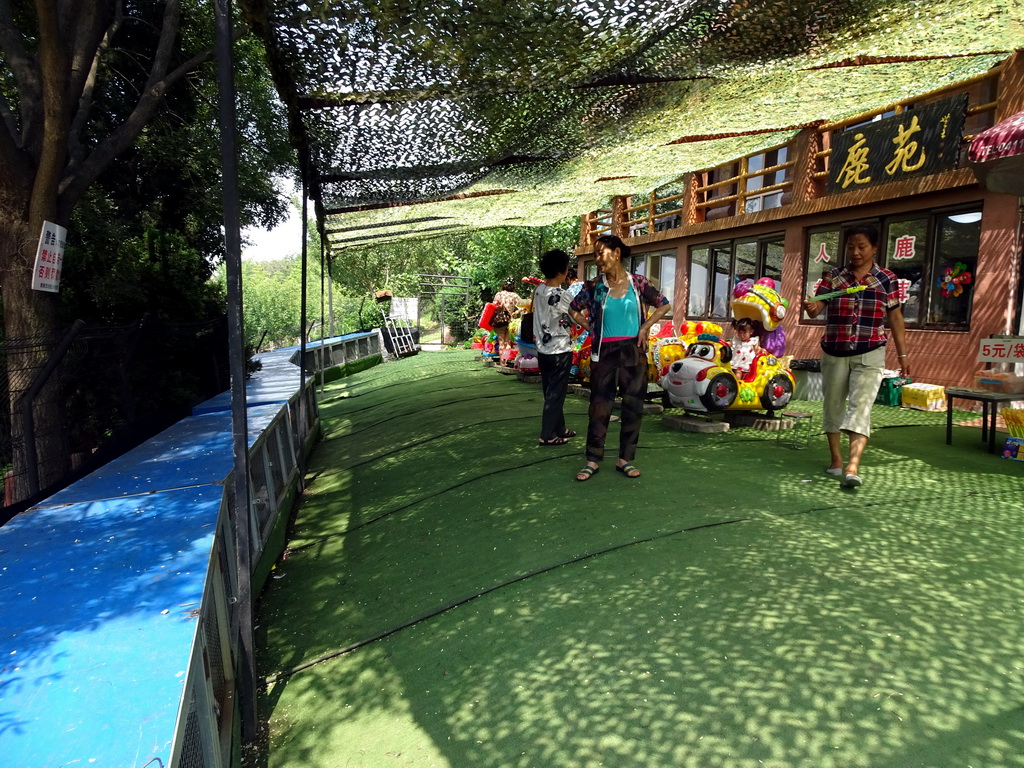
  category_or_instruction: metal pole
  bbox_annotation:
[298,152,309,472]
[18,319,85,495]
[319,224,326,395]
[214,0,256,742]
[440,291,446,345]
[327,256,335,338]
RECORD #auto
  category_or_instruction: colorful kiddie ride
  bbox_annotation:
[651,277,795,412]
[514,317,540,374]
[730,276,788,356]
[659,333,795,412]
[648,320,723,384]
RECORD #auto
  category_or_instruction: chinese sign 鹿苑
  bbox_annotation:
[31,221,67,293]
[828,94,967,195]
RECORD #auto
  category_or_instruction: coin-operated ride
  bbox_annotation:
[660,333,795,413]
[647,321,724,383]
[730,276,788,355]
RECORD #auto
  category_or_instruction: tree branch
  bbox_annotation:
[0,0,40,143]
[61,0,113,108]
[30,0,71,222]
[67,2,124,169]
[0,90,32,201]
[143,0,181,93]
[0,89,17,139]
[60,23,249,206]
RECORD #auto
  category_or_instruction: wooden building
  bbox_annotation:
[575,52,1024,388]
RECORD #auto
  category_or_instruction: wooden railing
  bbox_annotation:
[694,146,795,219]
[624,190,687,237]
[584,61,1005,243]
[812,63,1003,181]
[590,208,615,238]
[607,140,797,239]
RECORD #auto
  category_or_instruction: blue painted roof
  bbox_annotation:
[192,347,308,414]
[0,485,224,768]
[0,334,362,767]
[38,404,284,509]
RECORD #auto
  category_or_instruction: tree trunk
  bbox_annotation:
[1,217,67,503]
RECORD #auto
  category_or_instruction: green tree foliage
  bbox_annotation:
[235,258,304,348]
[323,217,581,342]
[59,33,293,325]
[236,216,582,348]
[0,2,291,499]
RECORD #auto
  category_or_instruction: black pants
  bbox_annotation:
[537,351,573,441]
[586,339,646,463]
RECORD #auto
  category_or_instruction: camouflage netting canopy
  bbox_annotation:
[240,0,1024,250]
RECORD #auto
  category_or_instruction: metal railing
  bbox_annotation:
[171,382,316,768]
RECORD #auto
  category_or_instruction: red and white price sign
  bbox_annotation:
[978,337,1024,363]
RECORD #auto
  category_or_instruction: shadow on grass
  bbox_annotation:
[252,351,1024,768]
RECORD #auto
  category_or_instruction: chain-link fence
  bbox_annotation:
[0,315,230,515]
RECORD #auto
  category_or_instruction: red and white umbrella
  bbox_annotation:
[968,110,1024,195]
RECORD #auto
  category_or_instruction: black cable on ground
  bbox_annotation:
[319,364,493,403]
[288,442,578,552]
[319,378,521,429]
[264,513,748,686]
[266,481,1002,688]
[300,414,958,547]
[310,414,544,477]
[323,390,536,441]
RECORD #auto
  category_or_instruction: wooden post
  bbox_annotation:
[611,196,628,239]
[789,128,821,204]
[685,172,703,225]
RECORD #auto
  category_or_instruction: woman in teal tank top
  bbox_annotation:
[568,235,671,481]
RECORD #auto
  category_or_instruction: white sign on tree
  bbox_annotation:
[31,221,67,293]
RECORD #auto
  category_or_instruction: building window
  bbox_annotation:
[919,211,980,327]
[801,208,981,330]
[803,229,842,314]
[697,143,794,221]
[689,248,709,316]
[744,146,789,213]
[631,249,676,317]
[688,235,784,320]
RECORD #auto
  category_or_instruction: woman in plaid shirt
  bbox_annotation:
[803,225,909,488]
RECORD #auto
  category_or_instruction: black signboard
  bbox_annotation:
[827,93,968,195]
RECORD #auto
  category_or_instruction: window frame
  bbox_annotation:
[686,233,785,321]
[631,248,677,318]
[800,205,982,331]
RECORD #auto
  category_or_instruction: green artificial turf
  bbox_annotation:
[253,350,1024,768]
